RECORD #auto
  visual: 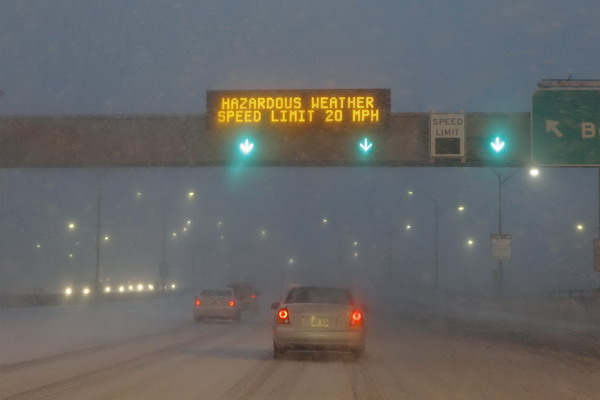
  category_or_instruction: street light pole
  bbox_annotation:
[491,168,520,298]
[434,200,439,290]
[387,218,393,280]
[94,171,105,293]
[159,199,168,290]
[497,171,504,298]
[408,190,439,290]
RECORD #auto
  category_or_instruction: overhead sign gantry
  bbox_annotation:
[3,86,595,168]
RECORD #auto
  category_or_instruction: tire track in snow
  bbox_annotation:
[2,323,242,399]
[216,352,278,400]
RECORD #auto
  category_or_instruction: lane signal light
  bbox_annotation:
[490,137,506,153]
[359,138,373,153]
[239,138,254,155]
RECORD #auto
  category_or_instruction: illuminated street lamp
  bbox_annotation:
[490,168,539,297]
[576,223,585,231]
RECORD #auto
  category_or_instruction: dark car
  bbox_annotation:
[227,282,259,311]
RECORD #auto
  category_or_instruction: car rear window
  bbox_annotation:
[285,287,354,304]
[201,289,232,297]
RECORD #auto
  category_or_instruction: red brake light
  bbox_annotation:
[277,308,290,324]
[195,298,201,307]
[229,299,235,307]
[251,294,256,299]
[350,310,363,326]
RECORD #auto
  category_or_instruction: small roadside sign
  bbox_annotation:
[491,234,511,260]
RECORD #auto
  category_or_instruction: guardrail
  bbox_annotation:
[0,290,181,308]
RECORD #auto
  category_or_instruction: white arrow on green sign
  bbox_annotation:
[531,89,599,166]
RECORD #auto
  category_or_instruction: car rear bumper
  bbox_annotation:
[194,307,240,319]
[273,326,365,350]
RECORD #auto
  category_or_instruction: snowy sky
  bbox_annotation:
[1,0,599,114]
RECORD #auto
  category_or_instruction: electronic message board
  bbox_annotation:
[206,89,391,133]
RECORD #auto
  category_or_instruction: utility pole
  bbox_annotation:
[497,172,504,298]
[94,170,106,293]
[433,200,439,290]
[159,199,169,290]
[387,218,393,280]
[407,191,439,290]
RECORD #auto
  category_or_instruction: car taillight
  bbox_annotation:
[229,299,236,307]
[277,308,290,324]
[350,310,363,326]
[194,298,201,307]
[251,294,256,299]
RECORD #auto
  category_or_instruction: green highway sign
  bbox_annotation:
[532,89,600,166]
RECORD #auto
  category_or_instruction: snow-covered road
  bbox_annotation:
[1,294,599,399]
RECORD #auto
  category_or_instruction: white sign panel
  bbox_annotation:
[491,233,511,260]
[430,113,465,157]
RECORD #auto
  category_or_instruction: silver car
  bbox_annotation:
[193,288,241,322]
[271,286,366,359]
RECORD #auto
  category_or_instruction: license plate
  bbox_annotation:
[310,317,329,328]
